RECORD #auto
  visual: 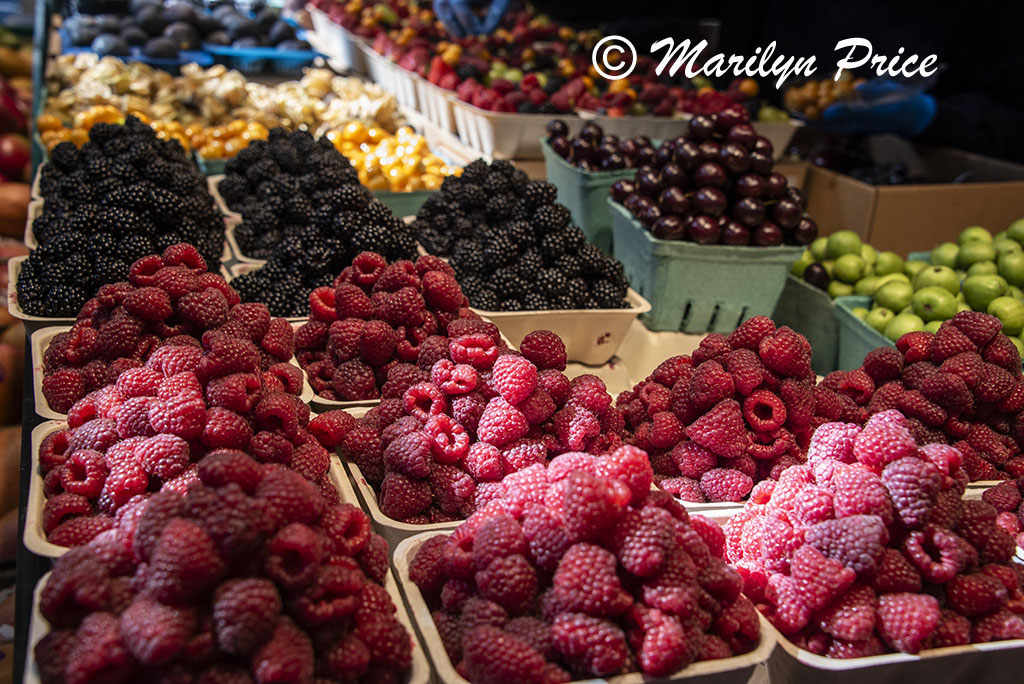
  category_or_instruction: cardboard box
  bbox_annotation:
[804,136,1024,255]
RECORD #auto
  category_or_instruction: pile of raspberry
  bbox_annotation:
[819,310,1024,481]
[33,448,411,684]
[293,251,471,401]
[407,445,760,683]
[319,326,628,523]
[727,409,1024,658]
[979,480,1024,552]
[39,328,312,548]
[618,316,819,503]
[41,243,298,414]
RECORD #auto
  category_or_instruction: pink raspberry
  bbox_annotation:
[561,470,629,542]
[449,333,498,369]
[430,359,478,395]
[728,315,776,351]
[461,625,548,684]
[477,397,528,448]
[805,514,888,575]
[853,419,917,470]
[688,360,735,410]
[684,399,750,459]
[876,593,940,654]
[742,389,787,433]
[670,441,717,479]
[552,613,629,677]
[552,542,632,617]
[758,326,812,379]
[379,471,431,520]
[789,544,856,611]
[383,432,432,479]
[568,374,611,414]
[490,354,538,405]
[700,468,753,503]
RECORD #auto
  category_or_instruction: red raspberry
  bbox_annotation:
[609,506,674,577]
[926,609,972,649]
[832,465,893,524]
[861,346,904,383]
[651,355,692,388]
[563,469,631,541]
[728,315,776,351]
[379,286,426,328]
[973,608,1024,642]
[42,492,92,533]
[410,534,449,596]
[450,333,499,369]
[334,282,374,320]
[358,319,398,367]
[940,352,985,389]
[382,363,430,399]
[552,612,629,677]
[263,522,323,590]
[145,518,225,603]
[329,317,364,362]
[741,389,786,433]
[491,354,538,405]
[227,302,271,341]
[119,598,196,666]
[462,625,548,684]
[700,468,753,503]
[976,363,1015,403]
[476,554,537,613]
[688,360,735,410]
[788,544,856,611]
[692,333,731,366]
[333,359,377,399]
[294,320,328,352]
[853,420,916,469]
[518,330,567,371]
[919,372,973,415]
[256,466,326,526]
[374,260,420,293]
[534,370,569,408]
[421,270,463,311]
[212,577,282,655]
[416,253,456,277]
[176,288,229,330]
[552,542,632,617]
[425,415,470,463]
[48,513,114,546]
[458,443,499,483]
[805,514,888,575]
[121,286,172,322]
[96,312,144,359]
[379,471,431,520]
[758,326,811,379]
[947,572,1008,617]
[147,394,206,440]
[199,334,259,379]
[252,618,315,684]
[553,404,600,451]
[648,411,683,449]
[319,503,371,556]
[983,481,1021,512]
[199,407,251,450]
[477,397,528,447]
[815,584,876,642]
[383,431,432,479]
[43,369,86,413]
[568,374,611,414]
[196,450,263,493]
[62,611,134,684]
[983,334,1023,373]
[882,457,942,528]
[950,309,1003,347]
[876,592,940,654]
[685,399,750,459]
[930,324,977,363]
[403,381,446,421]
[261,318,295,361]
[307,410,355,448]
[447,317,500,342]
[60,449,107,499]
[721,348,763,396]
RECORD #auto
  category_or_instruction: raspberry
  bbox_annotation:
[685,399,750,459]
[402,381,446,421]
[783,546,853,617]
[518,388,557,425]
[903,525,967,583]
[199,407,251,450]
[462,626,548,684]
[670,441,717,479]
[307,410,355,448]
[49,515,115,546]
[521,501,571,573]
[805,514,888,575]
[43,492,93,533]
[477,397,528,447]
[742,390,787,433]
[228,302,272,341]
[688,360,735,410]
[872,547,923,593]
[476,554,538,613]
[263,522,323,590]
[290,441,329,481]
[931,324,977,363]
[609,506,674,577]
[760,516,799,573]
[382,363,430,399]
[145,393,205,440]
[537,368,571,406]
[728,315,776,351]
[518,330,567,371]
[650,355,691,388]
[208,577,283,656]
[379,471,431,520]
[251,618,315,684]
[659,477,704,502]
[119,598,196,666]
[199,335,259,380]
[43,369,86,413]
[562,469,629,541]
[500,439,546,473]
[973,608,1024,642]
[649,411,684,449]
[430,463,476,513]
[948,309,1002,346]
[983,481,1022,512]
[145,518,225,603]
[724,348,764,396]
[692,333,732,365]
[409,535,450,596]
[355,319,397,368]
[881,457,942,528]
[465,442,504,482]
[500,463,548,519]
[552,613,629,677]
[553,404,600,451]
[568,374,612,414]
[983,334,1023,373]
[699,469,753,503]
[552,542,632,617]
[491,354,538,405]
[418,270,461,311]
[97,313,144,359]
[852,421,916,469]
[758,326,811,379]
[255,463,325,527]
[862,346,904,384]
[927,609,972,649]
[60,449,107,499]
[377,286,425,328]
[64,611,135,684]
[813,583,876,642]
[383,431,432,478]
[876,592,940,654]
[196,450,262,493]
[976,363,1015,403]
[832,465,893,524]
[177,288,229,330]
[331,358,376,399]
[947,572,1008,617]
[917,372,973,416]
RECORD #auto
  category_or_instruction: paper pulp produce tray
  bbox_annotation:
[207,174,242,222]
[414,76,457,134]
[609,200,801,334]
[23,198,41,248]
[452,99,578,159]
[393,530,775,684]
[7,255,77,332]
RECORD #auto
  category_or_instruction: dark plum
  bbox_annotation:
[635,168,662,197]
[550,136,570,158]
[636,145,658,167]
[716,103,749,131]
[597,141,619,160]
[786,186,808,210]
[673,140,701,170]
[546,119,569,139]
[753,136,774,156]
[803,262,830,290]
[601,153,627,170]
[579,122,603,143]
[639,202,663,227]
[601,134,620,147]
[620,138,638,158]
[698,140,721,162]
[655,144,675,167]
[571,137,596,162]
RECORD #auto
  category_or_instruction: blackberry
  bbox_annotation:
[523,291,549,310]
[566,277,589,307]
[121,234,154,261]
[504,220,534,246]
[533,204,571,232]
[245,158,280,185]
[499,298,523,311]
[539,232,568,261]
[491,266,521,295]
[579,243,605,273]
[50,142,79,171]
[148,187,184,223]
[47,283,90,317]
[596,257,626,285]
[455,64,482,80]
[483,233,518,268]
[218,175,248,206]
[483,173,511,196]
[554,254,582,278]
[592,279,628,308]
[472,288,500,310]
[485,195,514,222]
[541,268,568,296]
[517,249,543,280]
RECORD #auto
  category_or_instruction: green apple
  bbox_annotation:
[865,307,895,333]
[834,254,866,284]
[957,241,997,269]
[912,286,958,322]
[809,236,829,262]
[963,274,1009,312]
[904,260,928,280]
[930,242,960,268]
[1012,337,1024,357]
[860,244,877,266]
[994,238,1023,257]
[959,225,993,244]
[852,307,869,321]
[1008,218,1024,245]
[924,320,943,333]
[913,265,960,295]
[826,230,863,259]
[875,251,904,276]
[874,280,914,313]
[885,312,926,341]
[998,251,1024,287]
[988,296,1024,336]
[967,261,999,276]
[828,280,855,298]
[854,276,881,295]
[791,251,815,277]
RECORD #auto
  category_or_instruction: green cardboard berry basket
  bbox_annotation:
[373,189,435,219]
[609,199,802,333]
[833,295,895,370]
[773,273,839,375]
[541,138,635,255]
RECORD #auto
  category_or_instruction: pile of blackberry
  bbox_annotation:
[19,117,224,317]
[412,159,630,310]
[223,129,417,317]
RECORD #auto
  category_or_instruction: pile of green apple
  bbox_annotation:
[790,229,910,299]
[853,221,1024,353]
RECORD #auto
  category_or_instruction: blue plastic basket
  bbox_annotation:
[833,295,895,370]
[773,274,839,375]
[203,42,318,74]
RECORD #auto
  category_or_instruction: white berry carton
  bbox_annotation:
[471,288,651,367]
[26,500,431,684]
[393,529,776,684]
[207,174,242,222]
[451,99,579,160]
[29,325,315,420]
[24,418,353,559]
[306,5,368,74]
[224,221,268,266]
[359,42,418,111]
[414,76,457,134]
[23,198,41,248]
[6,255,78,333]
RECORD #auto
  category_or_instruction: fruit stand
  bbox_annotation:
[8,1,1024,683]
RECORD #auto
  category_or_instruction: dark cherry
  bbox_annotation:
[620,138,638,157]
[610,179,635,202]
[733,197,766,228]
[601,153,627,170]
[658,186,690,215]
[652,215,686,240]
[673,140,701,170]
[550,136,570,158]
[772,197,802,229]
[634,135,652,148]
[716,103,749,131]
[571,137,596,162]
[753,221,784,246]
[693,187,727,218]
[721,220,751,245]
[792,216,819,244]
[624,193,644,214]
[659,162,687,188]
[698,140,721,162]
[546,119,569,139]
[601,134,620,147]
[719,142,751,174]
[749,150,773,175]
[669,135,688,150]
[596,141,618,160]
[688,214,721,244]
[655,143,675,167]
[786,186,807,210]
[753,136,773,156]
[693,161,727,189]
[804,262,830,290]
[635,168,663,197]
[630,195,654,219]
[735,173,764,198]
[579,121,603,143]
[689,115,716,142]
[578,159,597,172]
[726,123,757,150]
[639,202,663,227]
[763,172,787,199]
[636,145,658,167]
